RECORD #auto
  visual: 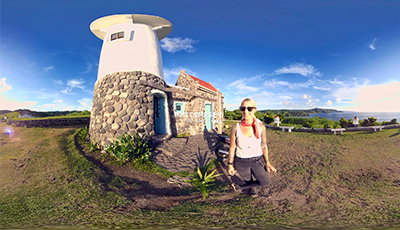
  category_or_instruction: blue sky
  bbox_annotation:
[1,0,399,112]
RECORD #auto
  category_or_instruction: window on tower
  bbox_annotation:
[111,31,124,41]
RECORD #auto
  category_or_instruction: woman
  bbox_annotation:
[228,98,277,195]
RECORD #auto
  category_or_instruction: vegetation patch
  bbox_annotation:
[1,122,400,229]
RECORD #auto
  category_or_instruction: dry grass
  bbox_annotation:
[1,122,400,229]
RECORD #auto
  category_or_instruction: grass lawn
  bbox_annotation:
[1,122,400,229]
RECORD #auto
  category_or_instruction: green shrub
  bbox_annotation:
[282,117,308,126]
[360,117,377,126]
[339,117,350,128]
[263,116,274,124]
[78,126,89,141]
[187,160,222,199]
[333,121,340,128]
[105,133,152,165]
[305,119,316,128]
[89,142,99,152]
[382,118,398,125]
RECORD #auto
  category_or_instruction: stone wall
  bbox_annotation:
[7,117,90,128]
[171,71,224,135]
[89,71,167,147]
[89,70,225,147]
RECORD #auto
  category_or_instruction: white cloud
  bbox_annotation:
[82,58,94,74]
[78,98,92,111]
[0,78,12,93]
[53,79,63,85]
[0,96,37,110]
[271,63,322,77]
[160,37,197,53]
[332,78,369,101]
[341,81,400,112]
[263,79,290,88]
[313,86,331,91]
[369,38,378,51]
[53,100,63,103]
[44,66,55,72]
[228,76,261,94]
[325,100,333,106]
[329,78,345,85]
[38,103,73,111]
[0,79,37,110]
[280,95,293,100]
[336,97,342,103]
[301,94,311,100]
[61,79,85,94]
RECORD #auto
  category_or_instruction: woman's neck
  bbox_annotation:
[242,117,254,124]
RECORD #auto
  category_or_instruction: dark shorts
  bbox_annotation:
[234,155,270,188]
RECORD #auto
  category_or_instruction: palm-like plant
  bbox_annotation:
[189,161,222,199]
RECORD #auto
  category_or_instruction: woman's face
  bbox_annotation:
[240,100,257,120]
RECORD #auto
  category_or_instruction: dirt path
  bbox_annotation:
[76,133,305,212]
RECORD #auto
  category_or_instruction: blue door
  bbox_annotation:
[154,95,166,134]
[205,104,212,130]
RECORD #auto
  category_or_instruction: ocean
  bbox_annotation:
[305,111,400,122]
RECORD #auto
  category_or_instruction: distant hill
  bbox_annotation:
[258,108,342,117]
[1,109,90,119]
[0,110,12,115]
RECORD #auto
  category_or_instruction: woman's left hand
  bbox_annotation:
[266,162,277,173]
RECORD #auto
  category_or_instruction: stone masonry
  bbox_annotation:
[89,70,225,148]
[89,71,165,147]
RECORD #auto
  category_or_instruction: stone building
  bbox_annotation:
[88,14,224,147]
[89,70,224,147]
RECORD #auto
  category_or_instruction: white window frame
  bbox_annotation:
[174,101,185,113]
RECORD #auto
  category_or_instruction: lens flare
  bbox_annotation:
[5,127,13,135]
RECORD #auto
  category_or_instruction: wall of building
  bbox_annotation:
[171,71,224,135]
[89,71,166,147]
[97,23,163,80]
[89,70,225,148]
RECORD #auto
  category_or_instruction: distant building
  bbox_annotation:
[88,14,224,147]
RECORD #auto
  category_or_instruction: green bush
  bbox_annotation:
[187,159,222,199]
[360,117,377,126]
[382,118,398,125]
[89,142,99,152]
[339,118,350,128]
[105,133,152,165]
[78,126,89,141]
[263,116,274,124]
[282,117,308,126]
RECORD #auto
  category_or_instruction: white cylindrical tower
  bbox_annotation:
[90,14,172,80]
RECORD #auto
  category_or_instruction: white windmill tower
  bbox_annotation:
[90,14,172,80]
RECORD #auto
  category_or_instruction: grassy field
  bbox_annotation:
[1,122,400,229]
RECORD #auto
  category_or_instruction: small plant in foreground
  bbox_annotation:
[132,133,152,163]
[187,160,222,199]
[89,142,99,152]
[78,126,89,141]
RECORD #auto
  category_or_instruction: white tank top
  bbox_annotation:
[235,119,263,158]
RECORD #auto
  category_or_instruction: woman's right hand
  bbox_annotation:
[228,165,236,176]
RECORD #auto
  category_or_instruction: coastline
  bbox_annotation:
[306,111,400,122]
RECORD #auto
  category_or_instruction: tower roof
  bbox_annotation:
[90,14,172,40]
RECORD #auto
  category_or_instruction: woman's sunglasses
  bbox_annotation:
[239,106,256,112]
